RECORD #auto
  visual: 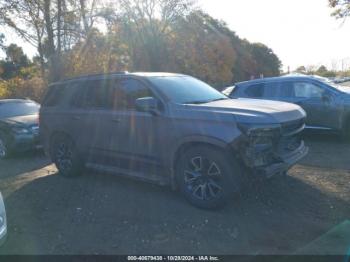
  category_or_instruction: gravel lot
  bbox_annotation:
[0,134,349,255]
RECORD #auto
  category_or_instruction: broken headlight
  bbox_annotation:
[238,123,280,167]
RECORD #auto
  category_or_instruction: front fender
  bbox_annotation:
[166,133,242,189]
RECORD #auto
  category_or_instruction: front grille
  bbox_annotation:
[277,118,305,155]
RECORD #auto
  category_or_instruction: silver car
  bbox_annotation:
[224,75,350,140]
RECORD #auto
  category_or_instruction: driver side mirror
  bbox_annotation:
[135,97,159,115]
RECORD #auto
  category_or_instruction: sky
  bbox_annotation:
[199,0,350,71]
[1,0,350,71]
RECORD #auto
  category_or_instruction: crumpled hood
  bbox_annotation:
[187,98,306,124]
[0,114,38,127]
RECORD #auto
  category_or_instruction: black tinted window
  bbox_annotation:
[69,83,85,108]
[43,84,66,107]
[279,82,295,97]
[264,82,283,98]
[72,80,112,109]
[244,83,265,97]
[85,80,111,108]
[112,79,153,110]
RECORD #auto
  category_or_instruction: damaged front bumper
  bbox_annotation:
[254,141,308,178]
[237,120,308,178]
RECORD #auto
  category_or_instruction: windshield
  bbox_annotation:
[0,101,39,119]
[318,79,350,93]
[149,76,228,104]
[327,82,350,93]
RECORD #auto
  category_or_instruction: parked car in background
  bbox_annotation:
[0,192,7,246]
[40,72,308,209]
[223,75,350,140]
[0,99,40,159]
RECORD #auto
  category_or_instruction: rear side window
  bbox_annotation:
[244,83,265,98]
[279,81,295,97]
[264,82,283,98]
[71,79,112,109]
[111,78,153,110]
[42,84,66,107]
[84,80,111,109]
[293,82,324,98]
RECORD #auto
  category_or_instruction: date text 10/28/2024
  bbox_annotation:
[127,256,220,261]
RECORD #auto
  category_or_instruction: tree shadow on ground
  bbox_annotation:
[0,150,51,180]
[0,167,348,255]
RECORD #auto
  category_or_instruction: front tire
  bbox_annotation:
[51,135,84,177]
[175,145,242,209]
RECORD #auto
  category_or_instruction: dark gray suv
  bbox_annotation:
[40,72,308,208]
[223,75,350,139]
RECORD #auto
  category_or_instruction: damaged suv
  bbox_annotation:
[40,72,308,208]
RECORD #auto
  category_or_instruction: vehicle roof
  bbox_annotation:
[236,75,325,86]
[0,99,34,104]
[50,72,188,86]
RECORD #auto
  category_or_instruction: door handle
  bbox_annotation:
[72,116,81,120]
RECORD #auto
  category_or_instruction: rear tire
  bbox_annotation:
[175,145,242,209]
[51,134,84,177]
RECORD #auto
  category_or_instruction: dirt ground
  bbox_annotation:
[0,134,349,255]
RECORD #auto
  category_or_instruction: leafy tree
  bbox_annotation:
[117,0,194,71]
[0,44,31,79]
[295,66,306,74]
[168,11,235,87]
[249,43,281,78]
[329,0,350,18]
[62,29,131,77]
[316,65,336,77]
[0,1,284,98]
[317,65,328,74]
[5,44,29,66]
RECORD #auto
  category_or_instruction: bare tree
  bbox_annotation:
[0,0,114,81]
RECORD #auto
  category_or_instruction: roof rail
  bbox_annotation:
[56,71,130,83]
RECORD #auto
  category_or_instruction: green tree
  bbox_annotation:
[168,10,236,87]
[249,43,281,78]
[5,44,29,66]
[317,65,328,75]
[316,65,336,77]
